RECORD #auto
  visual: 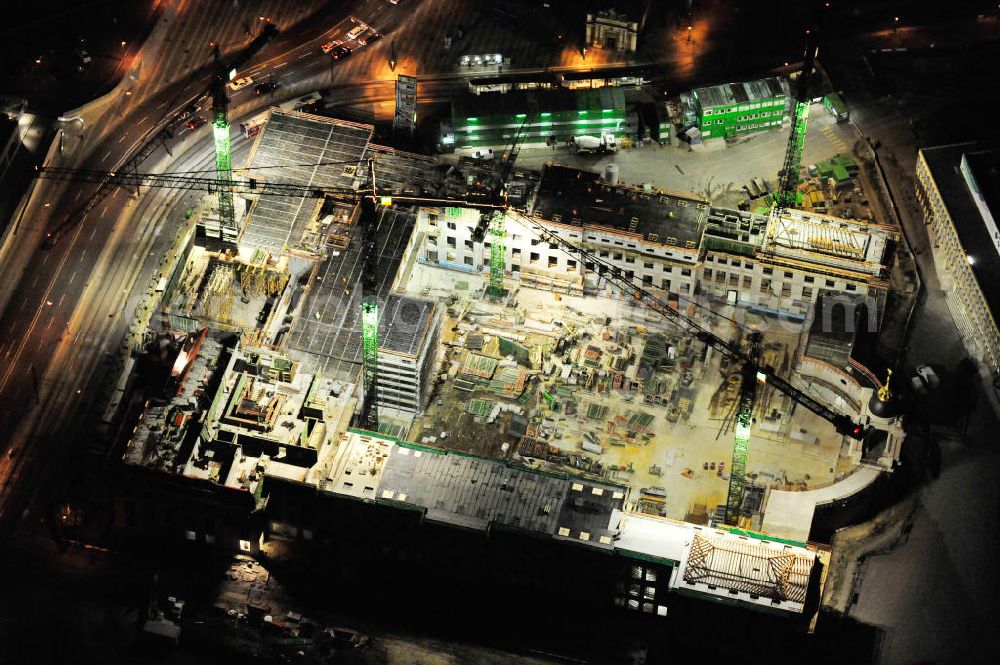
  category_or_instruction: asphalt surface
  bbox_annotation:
[818,17,1000,665]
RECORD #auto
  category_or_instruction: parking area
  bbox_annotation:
[515,106,858,208]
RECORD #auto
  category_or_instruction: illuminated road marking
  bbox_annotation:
[274,62,288,68]
[157,102,167,109]
[297,52,312,60]
[118,134,128,143]
[74,191,83,202]
[102,150,112,162]
[68,271,77,285]
[58,294,66,307]
[90,226,98,240]
[137,115,149,125]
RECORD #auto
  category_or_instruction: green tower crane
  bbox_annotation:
[360,162,381,432]
[211,43,236,243]
[775,13,821,209]
[487,213,506,300]
[472,112,533,300]
[720,331,763,527]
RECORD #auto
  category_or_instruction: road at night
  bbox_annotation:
[0,0,423,536]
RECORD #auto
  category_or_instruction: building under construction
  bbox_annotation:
[113,105,906,634]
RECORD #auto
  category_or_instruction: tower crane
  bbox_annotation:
[43,20,278,249]
[360,160,381,432]
[502,209,870,526]
[775,2,823,210]
[471,110,534,300]
[210,42,237,245]
[35,161,504,435]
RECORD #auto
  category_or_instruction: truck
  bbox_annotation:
[454,147,495,160]
[572,134,619,154]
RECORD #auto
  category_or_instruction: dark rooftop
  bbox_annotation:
[377,439,625,544]
[531,164,708,250]
[921,143,1000,323]
[692,77,787,110]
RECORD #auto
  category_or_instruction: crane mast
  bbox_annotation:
[211,43,236,245]
[360,161,380,432]
[722,331,762,527]
[479,112,533,300]
[775,11,820,210]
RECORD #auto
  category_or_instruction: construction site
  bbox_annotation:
[33,13,912,632]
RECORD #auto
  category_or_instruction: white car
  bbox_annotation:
[227,76,254,92]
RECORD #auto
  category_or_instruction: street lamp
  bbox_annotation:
[687,25,693,42]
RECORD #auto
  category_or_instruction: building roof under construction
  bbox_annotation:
[241,110,372,251]
[531,164,708,250]
[616,515,816,612]
[285,206,418,381]
[762,207,891,278]
[379,294,436,357]
[358,144,446,197]
[680,532,813,605]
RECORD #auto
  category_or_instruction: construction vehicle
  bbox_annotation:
[572,134,619,154]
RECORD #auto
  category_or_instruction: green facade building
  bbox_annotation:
[691,77,789,140]
[444,88,626,149]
